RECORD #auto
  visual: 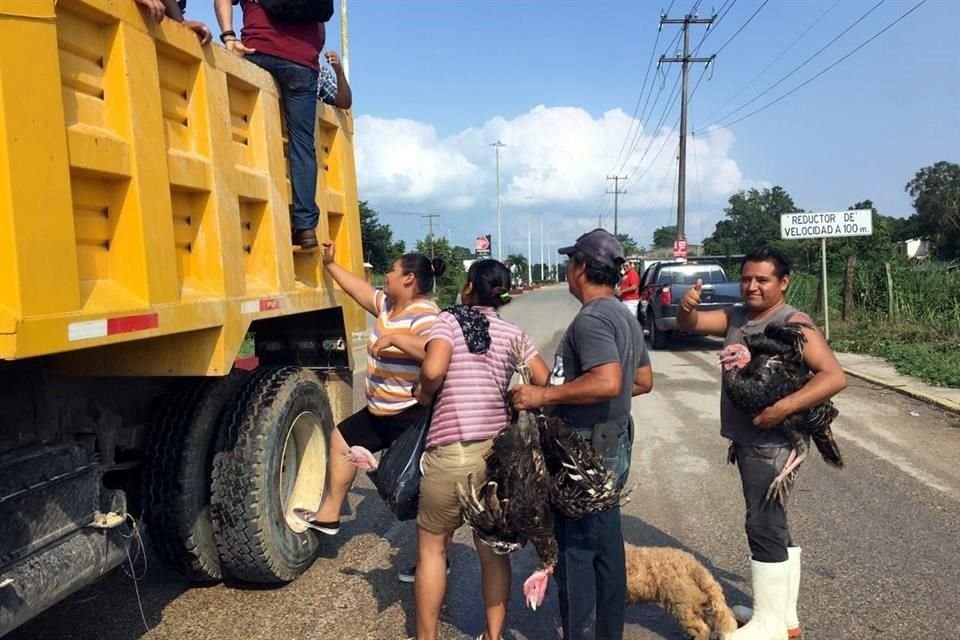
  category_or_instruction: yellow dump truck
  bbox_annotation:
[0,1,365,633]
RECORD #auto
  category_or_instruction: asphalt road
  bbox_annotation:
[10,286,960,640]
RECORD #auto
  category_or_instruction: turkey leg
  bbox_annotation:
[765,448,806,503]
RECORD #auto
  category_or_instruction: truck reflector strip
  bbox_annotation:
[68,313,159,342]
[241,298,282,314]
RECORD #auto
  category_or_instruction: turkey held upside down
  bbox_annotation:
[456,339,628,610]
[719,321,843,501]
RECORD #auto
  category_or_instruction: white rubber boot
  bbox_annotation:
[731,547,802,636]
[785,547,802,638]
[722,559,790,639]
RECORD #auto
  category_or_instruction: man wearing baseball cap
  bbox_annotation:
[513,228,653,639]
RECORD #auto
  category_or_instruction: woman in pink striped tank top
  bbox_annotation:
[413,260,550,640]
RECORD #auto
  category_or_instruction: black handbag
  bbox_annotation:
[367,410,430,521]
[256,0,334,23]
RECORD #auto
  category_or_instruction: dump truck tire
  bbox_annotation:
[142,373,246,582]
[211,367,332,583]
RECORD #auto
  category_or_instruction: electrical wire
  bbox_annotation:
[704,0,889,129]
[719,0,929,129]
[703,0,842,124]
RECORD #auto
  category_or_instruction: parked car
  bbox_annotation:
[638,260,742,349]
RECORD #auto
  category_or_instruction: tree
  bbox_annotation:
[452,245,474,264]
[828,200,897,268]
[904,161,960,258]
[652,226,677,248]
[359,201,405,272]
[702,186,809,266]
[615,233,642,256]
[506,254,529,281]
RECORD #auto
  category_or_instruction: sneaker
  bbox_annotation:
[397,559,451,584]
[292,508,339,535]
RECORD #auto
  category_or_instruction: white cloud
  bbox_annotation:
[354,105,759,248]
[354,116,483,210]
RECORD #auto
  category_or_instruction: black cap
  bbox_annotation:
[558,228,625,270]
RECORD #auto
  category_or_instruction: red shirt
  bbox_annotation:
[239,0,324,71]
[619,268,640,301]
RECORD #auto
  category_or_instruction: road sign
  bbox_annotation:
[673,239,687,258]
[475,234,491,258]
[780,209,874,342]
[780,209,873,240]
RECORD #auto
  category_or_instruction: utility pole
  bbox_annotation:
[339,0,349,81]
[539,217,545,283]
[547,232,553,281]
[490,140,506,261]
[659,11,714,242]
[421,213,440,260]
[606,175,627,236]
[527,217,533,285]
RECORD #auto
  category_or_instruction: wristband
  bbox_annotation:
[219,30,236,43]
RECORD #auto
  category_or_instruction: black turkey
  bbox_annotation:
[719,321,842,502]
[457,339,627,610]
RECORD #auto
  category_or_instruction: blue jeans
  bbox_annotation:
[557,420,632,639]
[245,53,320,231]
[554,506,626,640]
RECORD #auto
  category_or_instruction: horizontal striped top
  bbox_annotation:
[366,290,439,416]
[426,307,537,448]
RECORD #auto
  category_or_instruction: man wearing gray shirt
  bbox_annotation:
[513,229,653,640]
[677,246,847,640]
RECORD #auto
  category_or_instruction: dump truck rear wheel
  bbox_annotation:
[211,367,332,583]
[142,373,245,582]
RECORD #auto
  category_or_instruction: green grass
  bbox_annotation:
[239,333,255,358]
[787,267,960,387]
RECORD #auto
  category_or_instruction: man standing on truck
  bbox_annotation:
[676,246,847,640]
[214,0,331,251]
[512,229,653,640]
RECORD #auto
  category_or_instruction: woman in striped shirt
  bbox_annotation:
[296,241,445,535]
[414,260,550,640]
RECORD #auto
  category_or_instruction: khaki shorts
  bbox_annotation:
[417,439,493,534]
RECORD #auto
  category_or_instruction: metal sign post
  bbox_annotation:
[821,237,829,340]
[781,209,874,341]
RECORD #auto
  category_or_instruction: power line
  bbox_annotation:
[607,22,664,175]
[623,62,711,192]
[367,203,428,217]
[703,0,841,124]
[691,128,703,213]
[719,0,929,129]
[618,69,681,178]
[704,0,889,129]
[616,0,743,180]
[633,140,681,238]
[711,0,769,56]
[613,32,682,176]
[657,9,715,241]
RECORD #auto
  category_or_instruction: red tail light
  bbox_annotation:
[660,285,672,306]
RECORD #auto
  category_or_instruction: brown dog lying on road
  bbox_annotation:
[625,544,739,640]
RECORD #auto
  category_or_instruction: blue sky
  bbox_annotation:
[190,0,960,255]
